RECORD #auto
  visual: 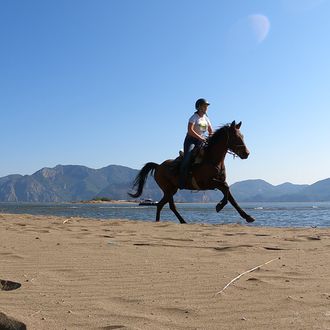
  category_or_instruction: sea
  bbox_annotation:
[0,201,330,228]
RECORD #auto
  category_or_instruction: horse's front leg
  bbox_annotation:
[215,181,229,213]
[228,190,255,223]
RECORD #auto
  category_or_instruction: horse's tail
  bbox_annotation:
[128,162,159,198]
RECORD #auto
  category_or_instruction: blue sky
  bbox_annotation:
[1,0,329,185]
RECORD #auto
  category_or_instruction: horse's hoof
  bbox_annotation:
[245,215,255,223]
[216,203,225,213]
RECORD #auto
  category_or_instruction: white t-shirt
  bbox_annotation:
[188,113,211,137]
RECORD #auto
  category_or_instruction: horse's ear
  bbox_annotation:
[230,120,236,127]
[236,121,242,129]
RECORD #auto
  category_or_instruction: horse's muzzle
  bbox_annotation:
[237,148,250,159]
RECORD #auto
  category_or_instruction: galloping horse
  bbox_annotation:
[129,121,255,224]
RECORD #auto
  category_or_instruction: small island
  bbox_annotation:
[80,197,137,204]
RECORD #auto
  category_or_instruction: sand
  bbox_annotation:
[0,213,330,330]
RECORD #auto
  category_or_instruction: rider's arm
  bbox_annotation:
[188,122,205,142]
[208,123,213,136]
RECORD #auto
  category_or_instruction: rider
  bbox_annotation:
[179,98,213,189]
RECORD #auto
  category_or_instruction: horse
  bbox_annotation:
[128,121,255,224]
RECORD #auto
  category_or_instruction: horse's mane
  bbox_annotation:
[205,124,230,151]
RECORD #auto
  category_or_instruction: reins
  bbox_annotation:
[204,124,246,160]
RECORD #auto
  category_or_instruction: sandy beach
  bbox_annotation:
[1,213,330,329]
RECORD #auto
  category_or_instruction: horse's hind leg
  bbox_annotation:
[156,194,169,222]
[169,196,186,224]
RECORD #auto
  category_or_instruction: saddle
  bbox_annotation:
[182,144,205,165]
[172,144,205,173]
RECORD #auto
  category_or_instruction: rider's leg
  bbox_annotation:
[179,150,192,188]
[179,138,196,189]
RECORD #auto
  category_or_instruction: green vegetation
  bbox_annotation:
[91,197,112,202]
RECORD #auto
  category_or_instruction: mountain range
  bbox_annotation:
[0,164,329,203]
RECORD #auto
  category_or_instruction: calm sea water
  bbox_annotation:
[0,201,330,228]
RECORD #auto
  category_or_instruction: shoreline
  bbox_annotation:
[79,199,137,204]
[1,204,330,229]
[1,213,330,329]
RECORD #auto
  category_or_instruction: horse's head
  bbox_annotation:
[227,121,250,159]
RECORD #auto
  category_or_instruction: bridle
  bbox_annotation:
[225,126,246,158]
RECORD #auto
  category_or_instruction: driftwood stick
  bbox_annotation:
[216,257,280,295]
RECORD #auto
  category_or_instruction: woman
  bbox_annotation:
[179,98,213,189]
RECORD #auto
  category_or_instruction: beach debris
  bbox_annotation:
[63,217,76,224]
[0,312,26,330]
[30,310,41,317]
[215,257,280,295]
[23,274,35,283]
[0,279,21,291]
[306,235,321,241]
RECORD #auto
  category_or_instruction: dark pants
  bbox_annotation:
[179,135,202,188]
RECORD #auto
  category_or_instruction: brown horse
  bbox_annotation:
[129,121,255,224]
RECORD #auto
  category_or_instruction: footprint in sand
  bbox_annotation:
[0,279,21,291]
[214,244,253,251]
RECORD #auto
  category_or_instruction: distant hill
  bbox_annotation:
[0,164,329,202]
[0,165,137,202]
[294,178,330,202]
[230,179,309,202]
